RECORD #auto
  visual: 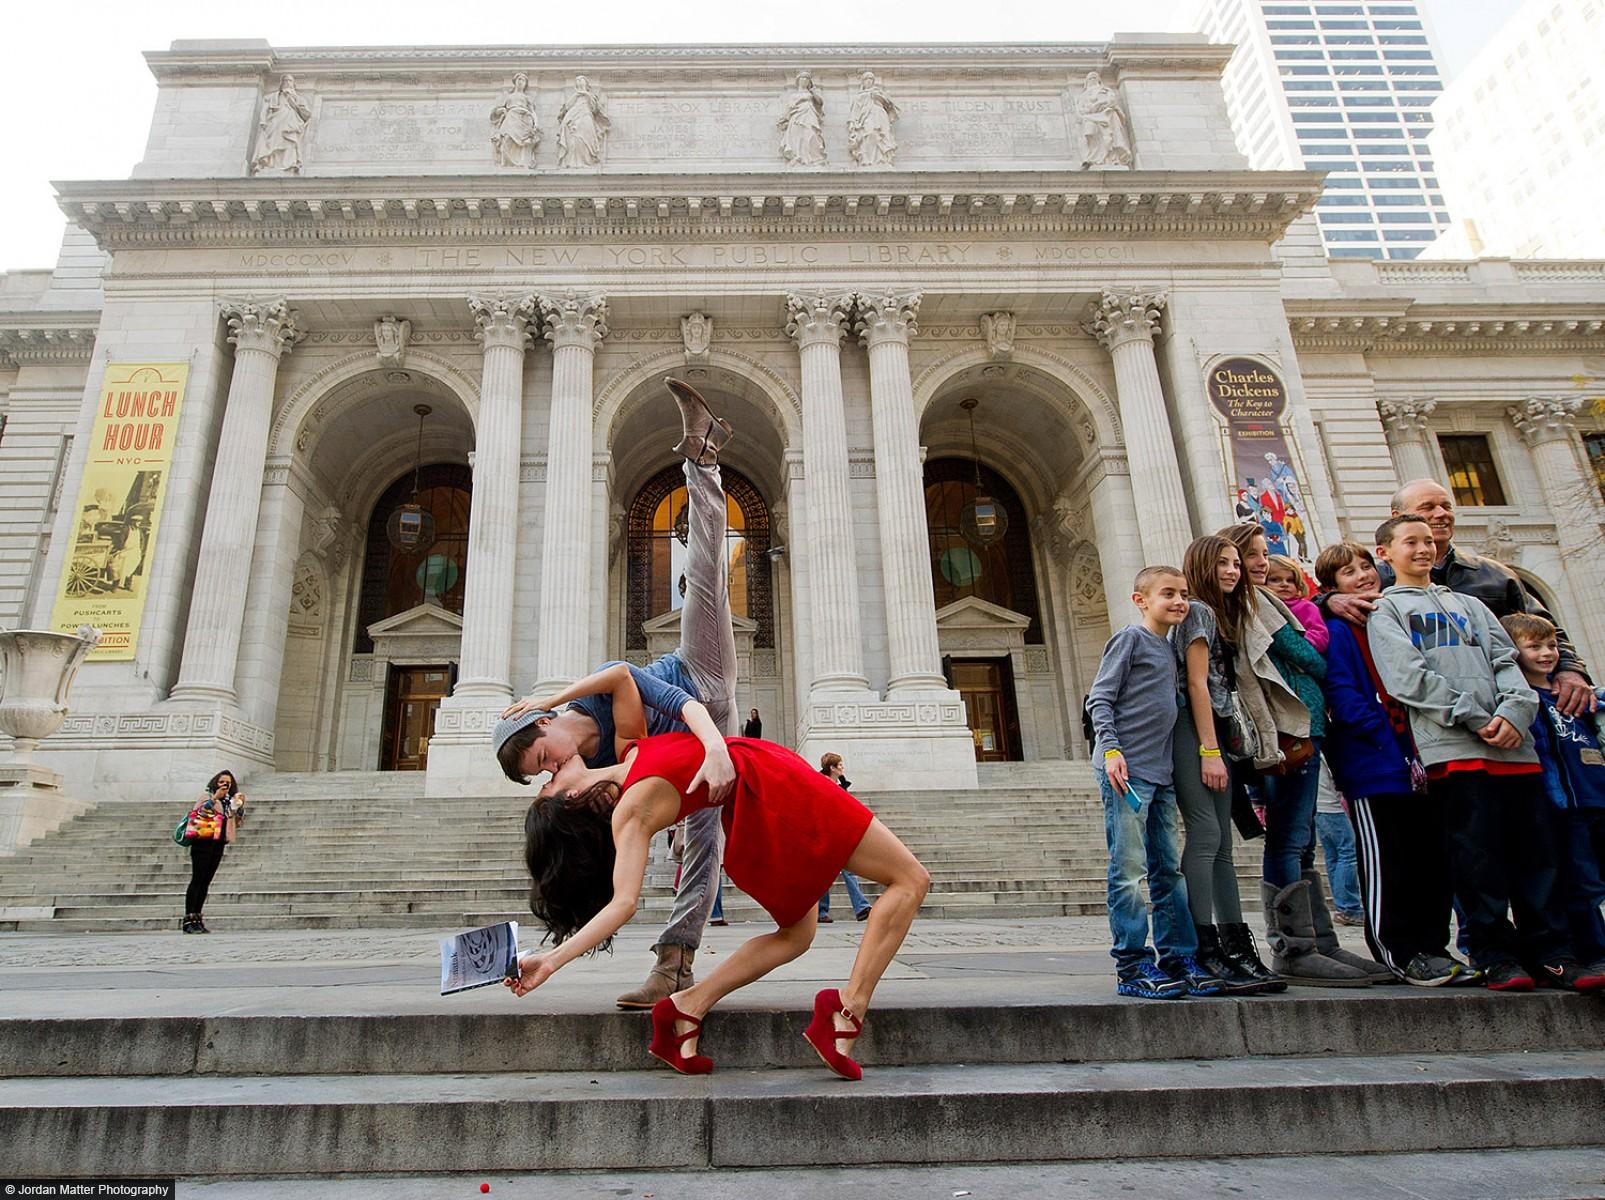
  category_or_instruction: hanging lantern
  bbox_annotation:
[386,405,437,555]
[958,397,1008,548]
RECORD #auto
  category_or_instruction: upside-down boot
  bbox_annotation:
[665,376,734,466]
[1304,868,1393,982]
[616,944,696,1010]
[1262,880,1369,987]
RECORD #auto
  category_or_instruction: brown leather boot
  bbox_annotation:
[616,943,696,1010]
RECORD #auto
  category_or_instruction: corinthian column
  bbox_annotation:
[856,289,945,692]
[453,293,537,701]
[1377,397,1440,486]
[1508,396,1605,665]
[171,300,304,703]
[533,291,608,693]
[1082,290,1192,565]
[785,291,868,693]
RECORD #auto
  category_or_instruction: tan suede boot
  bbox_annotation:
[616,944,696,1009]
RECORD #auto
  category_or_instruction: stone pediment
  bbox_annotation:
[935,596,1031,633]
[642,609,759,638]
[366,603,463,640]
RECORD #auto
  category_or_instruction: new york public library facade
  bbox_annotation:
[4,36,1605,801]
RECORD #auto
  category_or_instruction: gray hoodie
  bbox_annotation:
[1366,583,1538,769]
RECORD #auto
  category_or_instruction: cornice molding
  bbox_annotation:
[0,315,100,366]
[1288,303,1605,354]
[56,172,1324,250]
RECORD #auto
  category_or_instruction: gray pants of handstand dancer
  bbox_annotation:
[656,458,738,949]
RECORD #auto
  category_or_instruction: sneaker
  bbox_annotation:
[817,913,834,924]
[855,907,872,921]
[1116,961,1188,1000]
[1334,911,1366,927]
[1165,955,1227,997]
[1535,959,1595,991]
[1401,953,1459,987]
[1485,962,1535,991]
[708,917,728,927]
[1575,959,1605,992]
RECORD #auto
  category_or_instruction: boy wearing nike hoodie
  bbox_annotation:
[1365,514,1584,991]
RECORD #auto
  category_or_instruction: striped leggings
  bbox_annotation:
[1348,791,1455,976]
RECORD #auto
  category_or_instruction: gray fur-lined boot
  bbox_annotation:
[1261,880,1370,987]
[616,943,696,1009]
[1304,868,1393,982]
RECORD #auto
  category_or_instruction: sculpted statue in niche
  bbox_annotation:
[374,316,411,367]
[253,75,312,175]
[490,73,542,169]
[1075,72,1134,169]
[847,71,899,167]
[777,71,827,166]
[557,76,611,168]
[980,311,1016,360]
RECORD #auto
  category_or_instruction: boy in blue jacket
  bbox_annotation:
[1316,542,1463,986]
[1502,612,1605,988]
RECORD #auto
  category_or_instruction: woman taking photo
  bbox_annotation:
[1174,535,1281,993]
[183,770,243,934]
[505,670,930,1082]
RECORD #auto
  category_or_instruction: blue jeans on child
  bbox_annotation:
[819,871,871,918]
[1314,810,1363,917]
[1260,742,1322,889]
[1099,770,1197,974]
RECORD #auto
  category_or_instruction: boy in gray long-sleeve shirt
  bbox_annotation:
[1088,565,1222,999]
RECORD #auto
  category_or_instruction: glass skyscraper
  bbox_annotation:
[1195,0,1454,259]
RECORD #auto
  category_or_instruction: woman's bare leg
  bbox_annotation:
[666,911,818,1054]
[833,818,930,1051]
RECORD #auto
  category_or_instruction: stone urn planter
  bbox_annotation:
[0,626,99,851]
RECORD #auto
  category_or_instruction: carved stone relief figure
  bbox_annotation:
[777,71,827,166]
[253,75,312,175]
[1074,72,1133,169]
[980,311,1016,360]
[681,312,713,363]
[847,71,899,166]
[374,316,411,366]
[557,76,611,168]
[490,73,541,169]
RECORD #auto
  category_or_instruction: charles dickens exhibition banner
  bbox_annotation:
[1207,357,1318,563]
[51,363,189,660]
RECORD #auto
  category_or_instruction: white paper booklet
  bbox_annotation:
[439,920,520,995]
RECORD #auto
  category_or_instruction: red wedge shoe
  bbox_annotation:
[648,996,714,1075]
[803,988,863,1081]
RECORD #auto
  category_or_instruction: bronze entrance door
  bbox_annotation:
[380,665,452,771]
[948,657,1022,762]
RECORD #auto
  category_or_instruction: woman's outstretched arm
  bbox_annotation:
[506,800,655,996]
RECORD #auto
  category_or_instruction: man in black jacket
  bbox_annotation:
[1325,478,1595,715]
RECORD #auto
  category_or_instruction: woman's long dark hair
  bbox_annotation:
[1183,535,1252,648]
[205,770,239,798]
[524,782,619,948]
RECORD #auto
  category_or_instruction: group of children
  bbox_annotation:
[1088,512,1605,998]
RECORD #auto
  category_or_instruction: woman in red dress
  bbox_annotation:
[504,670,930,1081]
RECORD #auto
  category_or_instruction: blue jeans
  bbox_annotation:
[1261,741,1321,889]
[1099,770,1196,975]
[819,871,871,917]
[1315,810,1362,917]
[1559,810,1605,962]
[710,874,725,921]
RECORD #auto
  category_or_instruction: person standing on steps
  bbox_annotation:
[1171,535,1282,995]
[1089,564,1225,1000]
[742,709,762,739]
[816,753,874,922]
[494,377,739,1010]
[183,770,243,934]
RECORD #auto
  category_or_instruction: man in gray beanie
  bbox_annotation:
[493,377,738,1008]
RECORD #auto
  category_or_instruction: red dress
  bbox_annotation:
[622,733,875,928]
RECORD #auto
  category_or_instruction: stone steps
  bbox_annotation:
[4,992,1601,1176]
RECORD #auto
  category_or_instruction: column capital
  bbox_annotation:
[220,299,305,358]
[1508,395,1583,446]
[785,291,854,348]
[854,290,922,348]
[468,293,537,350]
[1081,289,1168,352]
[1376,397,1437,439]
[539,291,609,350]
